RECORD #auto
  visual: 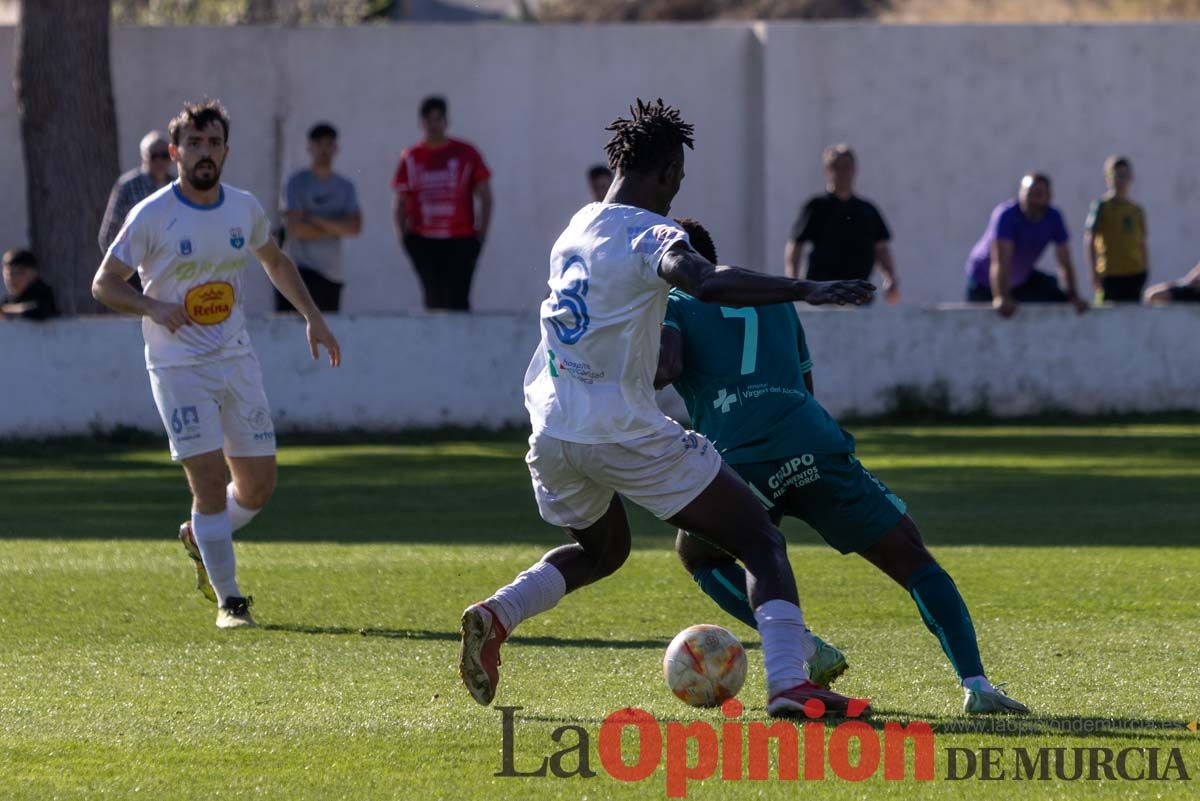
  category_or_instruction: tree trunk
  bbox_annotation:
[15,0,119,316]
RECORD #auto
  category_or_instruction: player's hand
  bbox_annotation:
[306,315,341,367]
[993,295,1017,319]
[148,301,192,333]
[800,280,875,306]
[1069,294,1090,314]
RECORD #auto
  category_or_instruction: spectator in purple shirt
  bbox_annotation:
[965,173,1089,318]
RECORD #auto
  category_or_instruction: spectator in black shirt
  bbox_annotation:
[1,248,58,321]
[785,144,899,304]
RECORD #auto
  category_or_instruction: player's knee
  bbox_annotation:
[239,475,276,510]
[592,534,631,579]
[233,460,277,510]
[675,529,727,573]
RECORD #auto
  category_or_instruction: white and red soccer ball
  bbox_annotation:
[663,624,748,707]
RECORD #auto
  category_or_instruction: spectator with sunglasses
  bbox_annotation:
[98,130,176,254]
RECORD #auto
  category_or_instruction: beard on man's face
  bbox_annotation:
[186,158,221,191]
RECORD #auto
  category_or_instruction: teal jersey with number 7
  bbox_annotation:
[663,290,854,465]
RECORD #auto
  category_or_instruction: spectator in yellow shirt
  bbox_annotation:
[1085,156,1147,303]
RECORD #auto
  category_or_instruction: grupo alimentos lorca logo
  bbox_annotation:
[493,701,1193,798]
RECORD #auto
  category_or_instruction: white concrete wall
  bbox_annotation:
[0,24,762,314]
[1,23,1199,312]
[762,23,1200,306]
[2,306,1196,438]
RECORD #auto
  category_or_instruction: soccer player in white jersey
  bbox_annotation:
[92,100,341,629]
[459,99,876,717]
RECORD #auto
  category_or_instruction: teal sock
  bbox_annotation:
[692,563,758,629]
[906,563,985,680]
[691,563,833,654]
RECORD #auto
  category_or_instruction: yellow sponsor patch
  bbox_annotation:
[185,281,235,325]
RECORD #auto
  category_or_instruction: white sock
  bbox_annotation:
[962,675,995,693]
[484,560,567,635]
[755,599,817,697]
[226,483,260,533]
[191,509,242,605]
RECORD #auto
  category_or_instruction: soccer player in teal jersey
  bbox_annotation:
[657,218,1029,715]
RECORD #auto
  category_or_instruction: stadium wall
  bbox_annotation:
[3,306,1197,438]
[1,23,1198,313]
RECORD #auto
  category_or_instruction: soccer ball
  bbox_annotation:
[663,624,748,707]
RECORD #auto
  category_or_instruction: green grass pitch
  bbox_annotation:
[1,422,1197,800]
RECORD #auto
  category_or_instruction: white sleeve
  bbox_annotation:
[248,194,271,250]
[631,223,690,285]
[106,203,150,269]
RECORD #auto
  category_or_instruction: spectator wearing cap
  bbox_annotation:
[392,95,493,312]
[277,122,362,313]
[785,144,899,304]
[965,172,1089,318]
[98,130,174,253]
[1,249,58,321]
[587,164,613,202]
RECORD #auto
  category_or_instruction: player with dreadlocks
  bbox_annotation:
[459,99,875,717]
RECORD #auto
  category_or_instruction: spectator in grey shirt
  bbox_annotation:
[275,122,362,313]
[98,130,174,253]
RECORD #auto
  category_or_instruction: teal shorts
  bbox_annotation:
[732,453,907,554]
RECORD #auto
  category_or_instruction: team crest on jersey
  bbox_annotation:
[184,281,235,325]
[229,227,245,249]
[178,238,193,256]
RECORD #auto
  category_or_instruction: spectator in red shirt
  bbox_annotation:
[392,96,493,311]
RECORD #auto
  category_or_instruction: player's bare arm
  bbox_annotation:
[654,325,684,390]
[658,242,874,307]
[254,239,342,366]
[92,252,191,333]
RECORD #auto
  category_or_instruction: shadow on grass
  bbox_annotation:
[259,623,757,652]
[2,425,1197,547]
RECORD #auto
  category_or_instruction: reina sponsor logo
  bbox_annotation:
[185,281,235,325]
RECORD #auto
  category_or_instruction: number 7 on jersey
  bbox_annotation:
[720,307,759,375]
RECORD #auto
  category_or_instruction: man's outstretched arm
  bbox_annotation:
[658,242,874,307]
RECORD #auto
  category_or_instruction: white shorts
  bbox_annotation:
[149,352,276,462]
[527,420,723,529]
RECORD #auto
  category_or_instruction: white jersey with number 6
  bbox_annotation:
[523,203,690,444]
[108,182,271,369]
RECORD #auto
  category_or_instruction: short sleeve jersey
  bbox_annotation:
[282,169,360,283]
[108,182,271,369]
[663,293,853,464]
[966,200,1068,287]
[1086,196,1146,277]
[392,138,491,239]
[524,203,689,444]
[789,193,890,281]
